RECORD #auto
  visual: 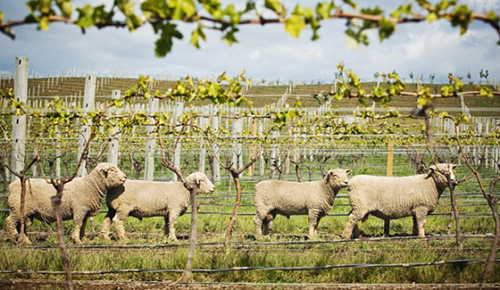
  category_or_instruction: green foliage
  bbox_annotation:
[3,0,499,55]
[154,22,183,57]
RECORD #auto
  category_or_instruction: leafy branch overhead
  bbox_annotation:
[1,0,499,56]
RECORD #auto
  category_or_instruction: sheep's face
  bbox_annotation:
[187,172,215,195]
[326,168,351,189]
[95,163,127,188]
[428,163,458,187]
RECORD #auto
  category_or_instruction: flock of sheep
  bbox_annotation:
[4,162,458,244]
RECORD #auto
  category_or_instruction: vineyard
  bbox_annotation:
[1,59,500,289]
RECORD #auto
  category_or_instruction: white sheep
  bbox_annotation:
[254,168,350,239]
[6,163,127,244]
[342,163,458,239]
[101,172,215,241]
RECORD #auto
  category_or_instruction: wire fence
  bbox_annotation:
[1,259,497,276]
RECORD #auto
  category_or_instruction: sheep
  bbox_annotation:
[100,172,215,242]
[5,163,127,244]
[254,168,350,239]
[342,163,458,239]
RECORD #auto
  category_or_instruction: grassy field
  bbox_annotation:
[0,155,498,284]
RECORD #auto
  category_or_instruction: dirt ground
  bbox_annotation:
[1,279,500,290]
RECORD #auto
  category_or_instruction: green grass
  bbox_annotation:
[0,153,499,284]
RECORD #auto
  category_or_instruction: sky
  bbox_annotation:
[0,0,499,84]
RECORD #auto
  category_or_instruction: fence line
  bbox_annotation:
[0,258,497,276]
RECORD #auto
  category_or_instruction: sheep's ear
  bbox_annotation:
[345,169,351,175]
[451,164,458,170]
[426,165,436,178]
[195,178,201,188]
[326,170,333,181]
[100,166,109,177]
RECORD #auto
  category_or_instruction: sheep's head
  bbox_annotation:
[186,172,215,195]
[325,168,351,189]
[94,163,127,188]
[427,163,458,188]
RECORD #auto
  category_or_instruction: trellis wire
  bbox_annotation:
[10,234,496,250]
[0,259,497,276]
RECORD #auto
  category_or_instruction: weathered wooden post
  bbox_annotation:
[108,90,121,166]
[248,119,258,176]
[172,101,184,181]
[78,74,96,176]
[387,140,395,177]
[198,106,209,172]
[232,118,243,169]
[258,122,265,176]
[144,97,159,181]
[11,57,29,181]
[212,106,221,182]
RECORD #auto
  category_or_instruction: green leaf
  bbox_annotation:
[56,0,72,17]
[285,14,306,38]
[38,16,49,30]
[316,2,334,20]
[155,22,183,57]
[378,17,395,41]
[222,26,239,46]
[76,5,95,29]
[172,0,196,20]
[426,12,437,22]
[479,86,493,98]
[265,0,286,17]
[190,23,206,48]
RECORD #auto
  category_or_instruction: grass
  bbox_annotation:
[0,153,499,284]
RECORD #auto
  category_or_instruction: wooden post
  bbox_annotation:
[78,74,96,176]
[387,140,395,177]
[198,106,209,172]
[231,118,243,169]
[258,122,265,176]
[212,106,221,182]
[248,119,257,176]
[108,90,121,166]
[172,101,184,181]
[11,57,29,181]
[144,97,159,181]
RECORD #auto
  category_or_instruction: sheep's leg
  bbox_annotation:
[79,216,88,241]
[164,214,170,237]
[100,209,116,240]
[412,216,419,236]
[71,213,86,244]
[314,216,323,238]
[5,214,19,243]
[384,219,390,236]
[342,210,366,239]
[112,210,130,241]
[414,207,428,237]
[254,214,263,237]
[167,212,180,241]
[266,220,274,234]
[308,212,319,240]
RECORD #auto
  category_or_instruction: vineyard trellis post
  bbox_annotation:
[108,90,121,166]
[198,106,209,173]
[78,74,96,176]
[11,56,28,181]
[172,101,183,181]
[387,140,394,177]
[211,105,220,182]
[144,97,159,181]
[258,122,264,176]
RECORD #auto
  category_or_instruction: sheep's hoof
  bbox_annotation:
[18,234,32,245]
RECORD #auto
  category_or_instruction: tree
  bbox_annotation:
[0,1,499,57]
